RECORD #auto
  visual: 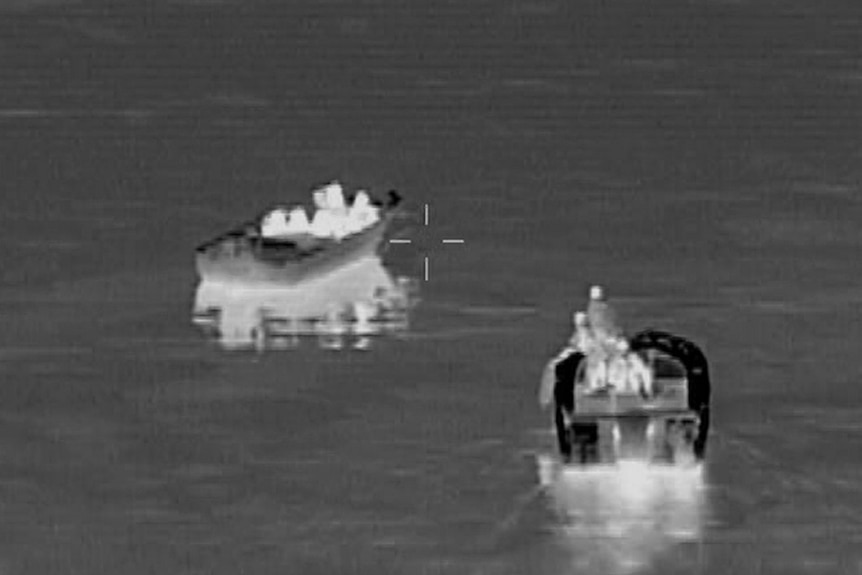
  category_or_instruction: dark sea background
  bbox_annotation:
[0,1,860,573]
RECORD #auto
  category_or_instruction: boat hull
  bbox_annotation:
[550,329,711,464]
[195,201,400,285]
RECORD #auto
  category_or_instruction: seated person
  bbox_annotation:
[311,182,351,240]
[310,208,337,239]
[584,343,610,392]
[607,340,628,392]
[260,207,292,239]
[313,187,330,212]
[626,350,654,398]
[283,206,311,235]
[260,205,314,241]
[606,339,633,391]
[604,339,655,397]
[346,190,381,234]
[323,182,347,211]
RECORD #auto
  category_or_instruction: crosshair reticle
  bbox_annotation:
[388,203,464,281]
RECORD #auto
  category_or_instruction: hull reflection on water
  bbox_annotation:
[192,254,419,351]
[536,455,707,575]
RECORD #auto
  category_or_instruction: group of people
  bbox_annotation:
[572,285,653,396]
[260,182,381,241]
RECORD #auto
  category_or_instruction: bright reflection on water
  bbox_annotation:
[536,454,707,574]
[191,255,419,351]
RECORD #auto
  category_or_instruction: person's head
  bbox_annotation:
[313,189,328,210]
[353,190,370,208]
[573,311,587,327]
[325,182,345,209]
[264,207,286,222]
[289,206,310,225]
[589,285,604,301]
[616,338,629,353]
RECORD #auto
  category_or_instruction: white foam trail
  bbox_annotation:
[540,453,708,573]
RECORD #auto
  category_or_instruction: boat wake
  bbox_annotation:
[534,452,708,574]
[191,254,417,352]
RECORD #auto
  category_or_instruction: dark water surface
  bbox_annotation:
[0,1,860,573]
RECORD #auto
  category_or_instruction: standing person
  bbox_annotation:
[539,311,586,408]
[568,309,609,391]
[586,285,623,390]
[539,349,564,409]
[283,206,311,235]
[586,285,622,346]
[568,311,592,353]
[541,310,598,406]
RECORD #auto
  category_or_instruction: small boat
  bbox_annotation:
[544,329,711,466]
[195,190,403,284]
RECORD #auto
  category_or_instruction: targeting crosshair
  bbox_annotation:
[388,203,465,281]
